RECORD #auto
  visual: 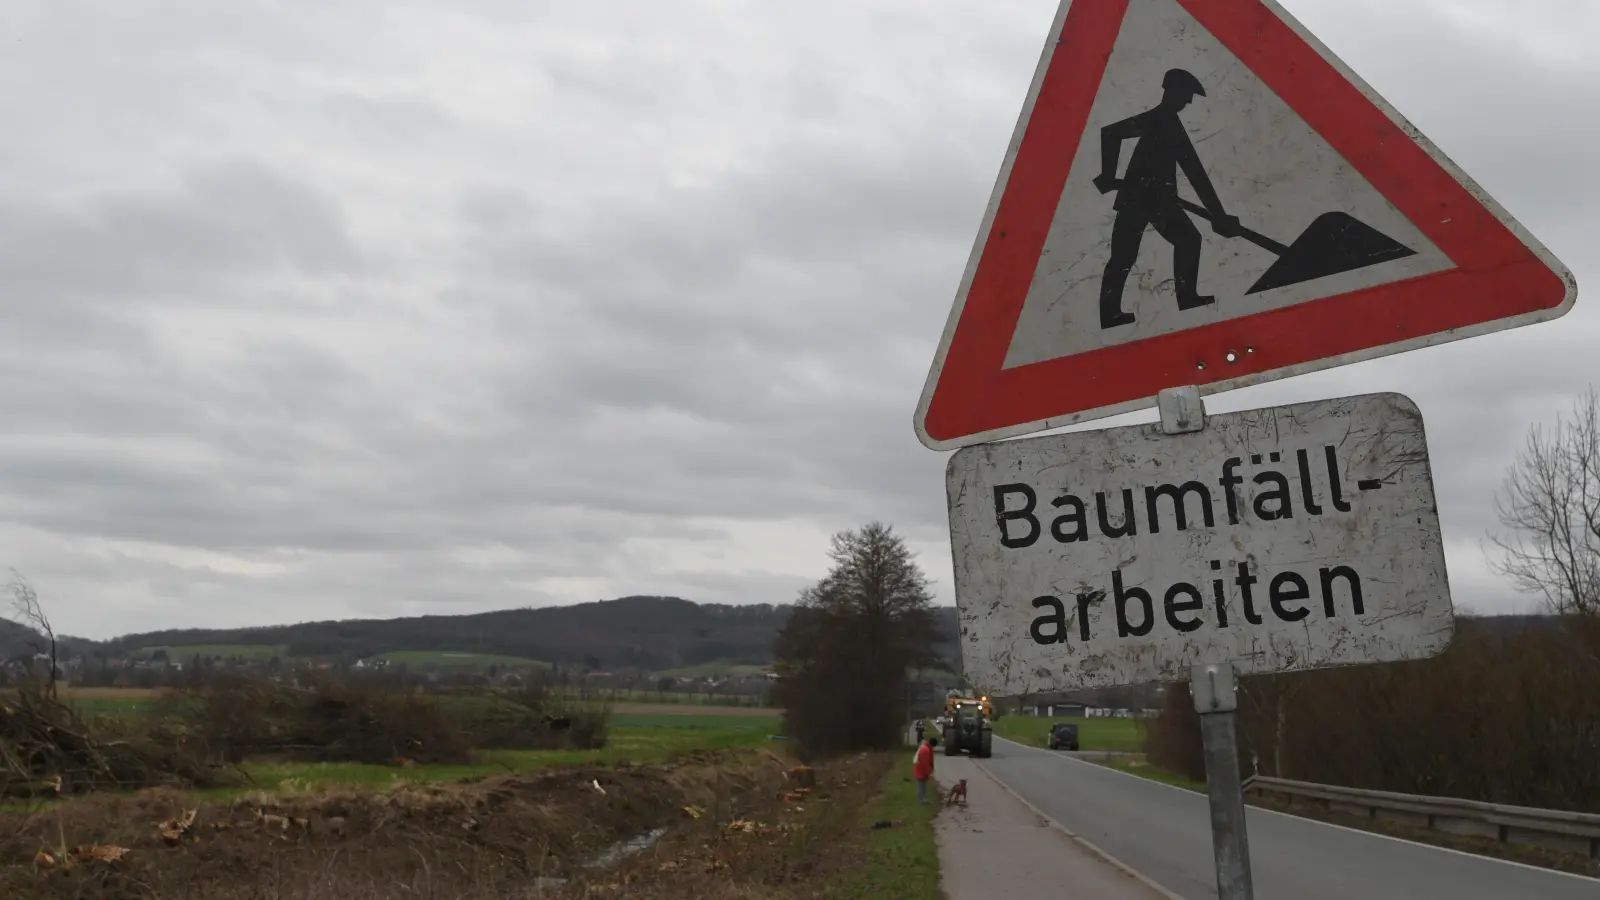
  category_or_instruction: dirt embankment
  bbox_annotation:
[553,751,896,900]
[2,749,902,900]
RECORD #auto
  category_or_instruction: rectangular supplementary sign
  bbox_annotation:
[944,392,1453,694]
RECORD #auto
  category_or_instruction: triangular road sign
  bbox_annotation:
[914,0,1576,451]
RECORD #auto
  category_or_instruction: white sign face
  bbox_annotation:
[945,393,1453,694]
[1002,0,1454,368]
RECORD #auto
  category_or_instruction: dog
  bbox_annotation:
[945,778,968,806]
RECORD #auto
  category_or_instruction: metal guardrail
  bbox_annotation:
[1242,775,1600,859]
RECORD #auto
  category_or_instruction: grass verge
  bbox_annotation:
[1095,756,1204,791]
[1246,793,1600,879]
[822,763,942,899]
[1098,757,1600,879]
[992,714,1143,752]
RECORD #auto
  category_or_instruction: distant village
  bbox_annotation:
[8,646,1162,719]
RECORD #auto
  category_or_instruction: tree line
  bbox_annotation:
[1147,387,1600,812]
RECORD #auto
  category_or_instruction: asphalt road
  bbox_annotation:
[980,738,1600,899]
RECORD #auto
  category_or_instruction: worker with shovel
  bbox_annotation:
[1093,68,1241,330]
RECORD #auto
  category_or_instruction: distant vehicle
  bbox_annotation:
[1048,722,1080,751]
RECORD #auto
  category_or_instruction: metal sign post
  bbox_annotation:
[1192,661,1253,900]
[1160,387,1255,900]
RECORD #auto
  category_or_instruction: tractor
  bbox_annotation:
[941,690,993,758]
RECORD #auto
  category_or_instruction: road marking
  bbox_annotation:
[995,737,1600,885]
[973,744,1184,900]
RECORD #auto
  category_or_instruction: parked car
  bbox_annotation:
[1048,722,1080,751]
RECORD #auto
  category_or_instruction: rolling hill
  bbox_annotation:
[85,596,963,672]
[0,617,102,661]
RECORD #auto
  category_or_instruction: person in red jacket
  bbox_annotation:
[913,737,935,805]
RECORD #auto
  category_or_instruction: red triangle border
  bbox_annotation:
[918,0,1571,448]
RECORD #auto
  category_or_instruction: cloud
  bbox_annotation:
[0,0,1594,640]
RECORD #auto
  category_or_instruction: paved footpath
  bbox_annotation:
[933,755,1172,900]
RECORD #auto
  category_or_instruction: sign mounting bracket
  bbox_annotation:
[1158,385,1206,435]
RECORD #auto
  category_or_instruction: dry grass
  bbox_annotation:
[538,750,904,899]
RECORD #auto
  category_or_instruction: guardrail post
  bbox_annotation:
[1193,661,1255,900]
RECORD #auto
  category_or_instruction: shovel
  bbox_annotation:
[1176,197,1416,294]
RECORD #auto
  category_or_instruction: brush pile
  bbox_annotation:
[181,675,473,766]
[448,681,611,751]
[0,685,235,798]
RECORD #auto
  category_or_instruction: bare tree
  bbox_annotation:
[773,522,940,756]
[1489,386,1600,617]
[6,571,58,696]
[1239,674,1306,778]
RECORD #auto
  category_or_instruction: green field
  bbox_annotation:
[608,713,779,731]
[122,647,555,671]
[22,699,784,804]
[0,714,780,815]
[991,714,1144,752]
[67,696,181,716]
[561,688,772,707]
[224,724,772,797]
[377,650,549,669]
[59,689,779,723]
[651,662,770,678]
[133,644,287,661]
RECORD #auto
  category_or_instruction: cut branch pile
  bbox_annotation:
[182,676,473,766]
[0,685,236,799]
[448,684,611,751]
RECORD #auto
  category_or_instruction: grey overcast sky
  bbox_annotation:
[0,0,1593,639]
